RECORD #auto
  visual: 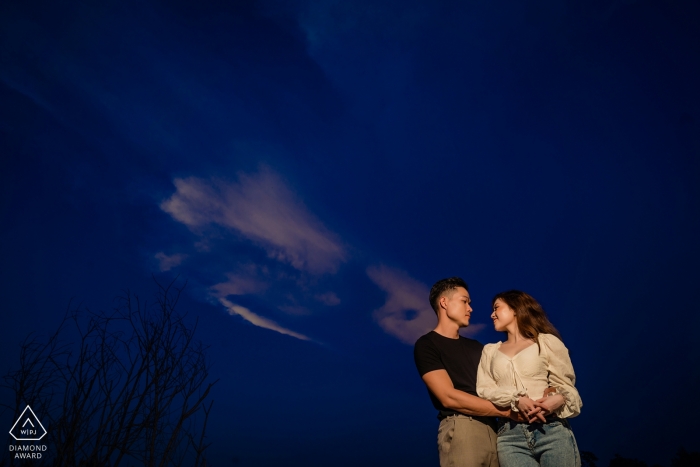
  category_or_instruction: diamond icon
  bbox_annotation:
[9,406,47,441]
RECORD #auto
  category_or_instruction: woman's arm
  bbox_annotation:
[535,334,583,418]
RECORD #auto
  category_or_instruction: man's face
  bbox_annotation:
[441,287,472,327]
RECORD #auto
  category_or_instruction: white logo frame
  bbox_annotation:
[9,406,47,441]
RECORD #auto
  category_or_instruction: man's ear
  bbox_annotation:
[439,294,447,311]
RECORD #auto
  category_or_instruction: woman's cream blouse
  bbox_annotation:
[476,333,582,418]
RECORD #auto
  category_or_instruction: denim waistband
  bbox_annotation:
[498,417,570,428]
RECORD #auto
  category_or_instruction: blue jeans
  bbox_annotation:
[496,419,580,467]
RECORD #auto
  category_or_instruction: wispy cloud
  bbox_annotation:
[160,167,344,339]
[460,324,485,337]
[220,298,310,341]
[160,168,484,345]
[315,291,340,306]
[210,272,268,298]
[367,265,484,344]
[160,167,346,274]
[154,252,187,272]
[366,265,436,344]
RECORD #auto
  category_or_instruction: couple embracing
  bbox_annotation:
[414,277,582,467]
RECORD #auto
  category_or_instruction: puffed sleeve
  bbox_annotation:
[477,343,527,411]
[539,334,582,418]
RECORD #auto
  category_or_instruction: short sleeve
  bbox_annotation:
[539,334,583,418]
[476,344,527,411]
[414,336,444,377]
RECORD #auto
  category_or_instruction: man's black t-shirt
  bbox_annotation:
[414,331,484,420]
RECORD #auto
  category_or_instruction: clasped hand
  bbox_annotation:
[514,391,565,423]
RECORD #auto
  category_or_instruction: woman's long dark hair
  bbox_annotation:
[492,290,562,351]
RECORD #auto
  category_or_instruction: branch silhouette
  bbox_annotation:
[2,278,218,467]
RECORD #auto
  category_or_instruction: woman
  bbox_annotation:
[476,290,582,467]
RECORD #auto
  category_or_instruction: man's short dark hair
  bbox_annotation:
[429,277,469,314]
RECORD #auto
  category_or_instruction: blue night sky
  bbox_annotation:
[1,0,699,465]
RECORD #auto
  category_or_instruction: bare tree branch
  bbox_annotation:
[2,280,217,467]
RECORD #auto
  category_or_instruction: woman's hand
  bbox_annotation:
[533,393,565,416]
[517,396,547,423]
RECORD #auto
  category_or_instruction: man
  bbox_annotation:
[414,277,513,467]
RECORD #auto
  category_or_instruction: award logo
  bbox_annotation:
[9,406,46,441]
[8,405,48,460]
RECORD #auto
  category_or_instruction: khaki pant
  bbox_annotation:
[437,415,499,467]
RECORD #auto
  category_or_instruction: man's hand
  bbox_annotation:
[517,396,547,423]
[508,409,527,422]
[533,393,565,416]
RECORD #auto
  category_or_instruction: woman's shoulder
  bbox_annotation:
[481,342,502,354]
[537,333,568,350]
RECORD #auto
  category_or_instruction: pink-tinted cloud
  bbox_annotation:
[219,298,310,341]
[154,252,187,271]
[315,291,340,306]
[459,324,485,338]
[160,167,346,274]
[367,265,484,344]
[210,272,268,297]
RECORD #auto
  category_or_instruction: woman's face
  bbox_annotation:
[491,298,516,332]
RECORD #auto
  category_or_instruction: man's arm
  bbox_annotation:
[422,369,511,417]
